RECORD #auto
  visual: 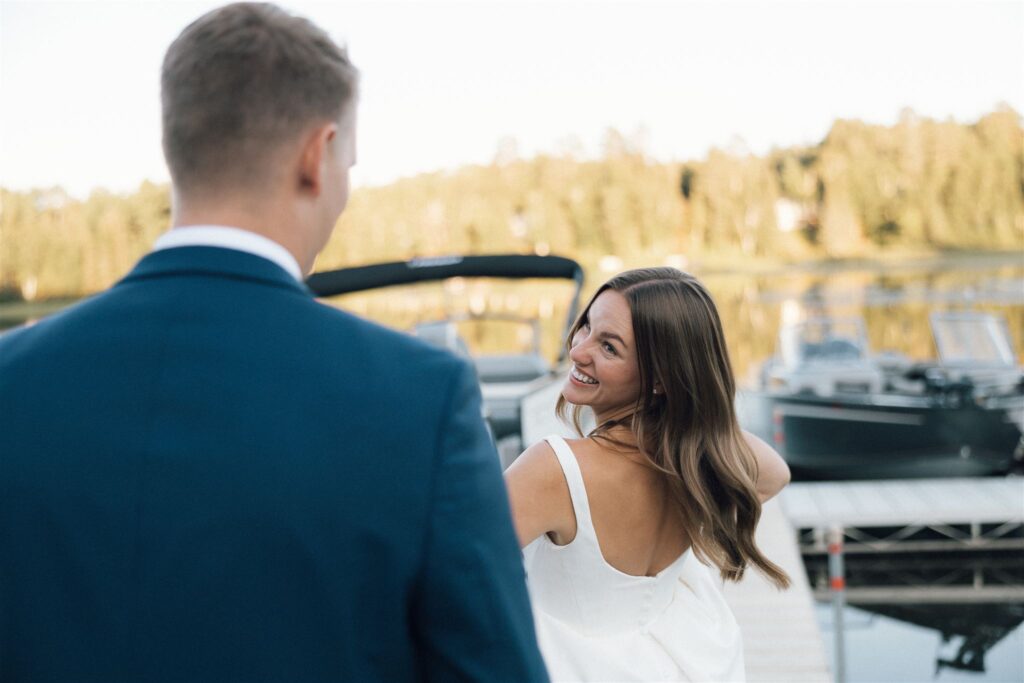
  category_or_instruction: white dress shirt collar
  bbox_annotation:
[152,225,303,282]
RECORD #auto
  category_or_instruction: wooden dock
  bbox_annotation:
[721,499,832,683]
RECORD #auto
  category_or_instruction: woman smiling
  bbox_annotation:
[505,267,791,682]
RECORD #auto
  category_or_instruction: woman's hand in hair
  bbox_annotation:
[742,430,791,503]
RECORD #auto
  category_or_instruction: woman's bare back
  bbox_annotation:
[563,437,691,577]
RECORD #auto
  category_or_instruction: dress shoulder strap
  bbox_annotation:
[543,435,597,542]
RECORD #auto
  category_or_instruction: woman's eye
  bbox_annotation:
[602,342,616,355]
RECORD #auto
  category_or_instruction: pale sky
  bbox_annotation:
[1,0,1022,198]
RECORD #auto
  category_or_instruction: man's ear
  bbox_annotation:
[297,122,338,195]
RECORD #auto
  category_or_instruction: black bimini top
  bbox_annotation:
[306,254,586,360]
[306,254,583,297]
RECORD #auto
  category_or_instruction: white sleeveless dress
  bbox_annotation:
[523,435,745,682]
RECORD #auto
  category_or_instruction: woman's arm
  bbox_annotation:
[742,430,791,502]
[503,440,576,548]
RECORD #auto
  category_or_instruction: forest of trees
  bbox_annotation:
[1,106,1021,301]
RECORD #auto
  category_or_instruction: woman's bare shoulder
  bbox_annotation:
[518,435,598,468]
[504,437,576,547]
[507,438,560,478]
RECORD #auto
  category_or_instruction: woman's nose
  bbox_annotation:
[569,338,589,364]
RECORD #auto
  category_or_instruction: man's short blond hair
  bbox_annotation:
[161,2,358,194]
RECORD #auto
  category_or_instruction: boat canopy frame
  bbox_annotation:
[306,254,586,364]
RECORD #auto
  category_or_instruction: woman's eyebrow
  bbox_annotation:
[598,331,627,347]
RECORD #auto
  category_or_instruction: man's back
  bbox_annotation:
[0,246,546,681]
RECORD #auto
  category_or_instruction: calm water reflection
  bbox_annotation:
[702,259,1024,387]
[4,258,1022,386]
[808,551,1024,682]
[320,257,1024,386]
[817,601,1024,683]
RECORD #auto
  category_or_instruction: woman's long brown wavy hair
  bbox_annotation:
[556,267,790,589]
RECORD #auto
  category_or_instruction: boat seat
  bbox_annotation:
[412,321,472,357]
[474,354,550,384]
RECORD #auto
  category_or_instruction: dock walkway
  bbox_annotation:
[721,499,832,682]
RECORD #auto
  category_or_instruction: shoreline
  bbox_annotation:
[690,248,1024,278]
[1,249,1022,308]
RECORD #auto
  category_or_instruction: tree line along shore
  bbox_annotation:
[1,106,1021,302]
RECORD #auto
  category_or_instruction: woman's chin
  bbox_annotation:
[560,381,588,406]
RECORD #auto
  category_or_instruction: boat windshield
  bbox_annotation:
[930,313,1016,367]
[778,319,868,370]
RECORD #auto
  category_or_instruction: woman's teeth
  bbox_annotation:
[571,367,597,384]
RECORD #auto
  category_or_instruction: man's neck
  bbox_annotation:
[171,201,311,274]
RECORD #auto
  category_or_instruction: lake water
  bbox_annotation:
[311,252,1024,385]
[817,601,1024,683]
[805,548,1024,683]
[2,253,1022,682]
[3,254,1022,383]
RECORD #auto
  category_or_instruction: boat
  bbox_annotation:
[742,312,1024,480]
[306,254,584,460]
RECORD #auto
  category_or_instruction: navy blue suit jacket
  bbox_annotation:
[0,247,547,682]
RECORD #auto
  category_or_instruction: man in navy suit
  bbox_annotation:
[0,4,547,681]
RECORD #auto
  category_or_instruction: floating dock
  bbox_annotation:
[722,478,1024,682]
[781,477,1024,535]
[782,477,1024,608]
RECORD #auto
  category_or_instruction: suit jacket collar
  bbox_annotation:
[152,226,303,282]
[120,246,313,297]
